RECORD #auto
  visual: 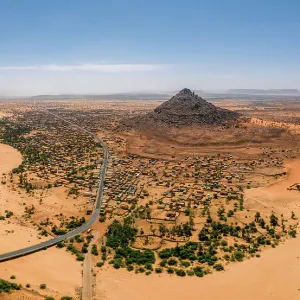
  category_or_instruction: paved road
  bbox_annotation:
[0,110,108,262]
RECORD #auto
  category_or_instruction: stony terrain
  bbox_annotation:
[124,88,239,128]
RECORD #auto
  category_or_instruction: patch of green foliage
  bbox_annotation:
[0,279,21,293]
[106,220,138,249]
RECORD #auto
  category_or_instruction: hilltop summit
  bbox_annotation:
[126,88,239,128]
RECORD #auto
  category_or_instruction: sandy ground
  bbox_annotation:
[0,143,82,298]
[0,289,43,300]
[97,159,300,300]
[0,143,22,174]
[245,158,300,215]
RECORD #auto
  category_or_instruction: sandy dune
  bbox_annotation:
[97,159,300,300]
[245,159,300,215]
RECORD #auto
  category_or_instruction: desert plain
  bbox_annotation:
[0,92,300,300]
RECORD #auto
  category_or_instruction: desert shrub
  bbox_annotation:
[53,229,67,236]
[158,248,173,259]
[0,279,21,293]
[227,210,234,217]
[223,254,230,261]
[81,246,88,254]
[214,263,224,271]
[56,241,65,248]
[112,258,124,269]
[175,269,186,277]
[160,259,167,267]
[289,230,297,238]
[91,244,99,256]
[270,214,278,227]
[40,283,47,289]
[193,266,204,277]
[127,265,134,272]
[185,241,199,250]
[74,235,84,243]
[115,247,155,266]
[174,247,196,260]
[180,261,191,268]
[198,252,218,265]
[145,262,153,271]
[159,245,196,261]
[65,217,85,229]
[167,258,177,266]
[221,240,228,247]
[5,211,13,218]
[233,250,244,262]
[99,215,106,223]
[138,267,145,273]
[76,254,85,261]
[155,268,163,274]
[106,220,137,249]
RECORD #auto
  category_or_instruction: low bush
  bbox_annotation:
[175,269,186,277]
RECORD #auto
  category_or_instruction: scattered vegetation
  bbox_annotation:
[0,279,21,293]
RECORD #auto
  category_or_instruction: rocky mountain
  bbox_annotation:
[125,88,239,128]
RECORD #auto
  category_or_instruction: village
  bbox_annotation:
[0,109,104,237]
[0,103,299,279]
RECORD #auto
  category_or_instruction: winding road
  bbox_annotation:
[0,110,108,262]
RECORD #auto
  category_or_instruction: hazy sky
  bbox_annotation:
[0,0,300,95]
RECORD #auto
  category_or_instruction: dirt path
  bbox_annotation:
[82,230,99,300]
[82,247,93,300]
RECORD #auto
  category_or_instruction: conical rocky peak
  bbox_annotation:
[126,89,239,128]
[177,88,194,97]
[154,88,211,114]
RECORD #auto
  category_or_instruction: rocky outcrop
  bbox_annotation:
[125,88,239,128]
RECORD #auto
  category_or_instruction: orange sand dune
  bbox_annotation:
[245,159,300,215]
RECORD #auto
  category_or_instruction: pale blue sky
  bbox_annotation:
[0,0,299,95]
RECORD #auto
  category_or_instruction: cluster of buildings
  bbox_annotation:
[5,110,104,213]
[93,134,293,224]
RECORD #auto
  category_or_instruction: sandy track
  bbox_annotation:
[82,243,93,300]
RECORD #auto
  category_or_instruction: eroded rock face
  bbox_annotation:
[125,88,239,128]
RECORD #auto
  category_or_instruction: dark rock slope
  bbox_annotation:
[125,88,239,128]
